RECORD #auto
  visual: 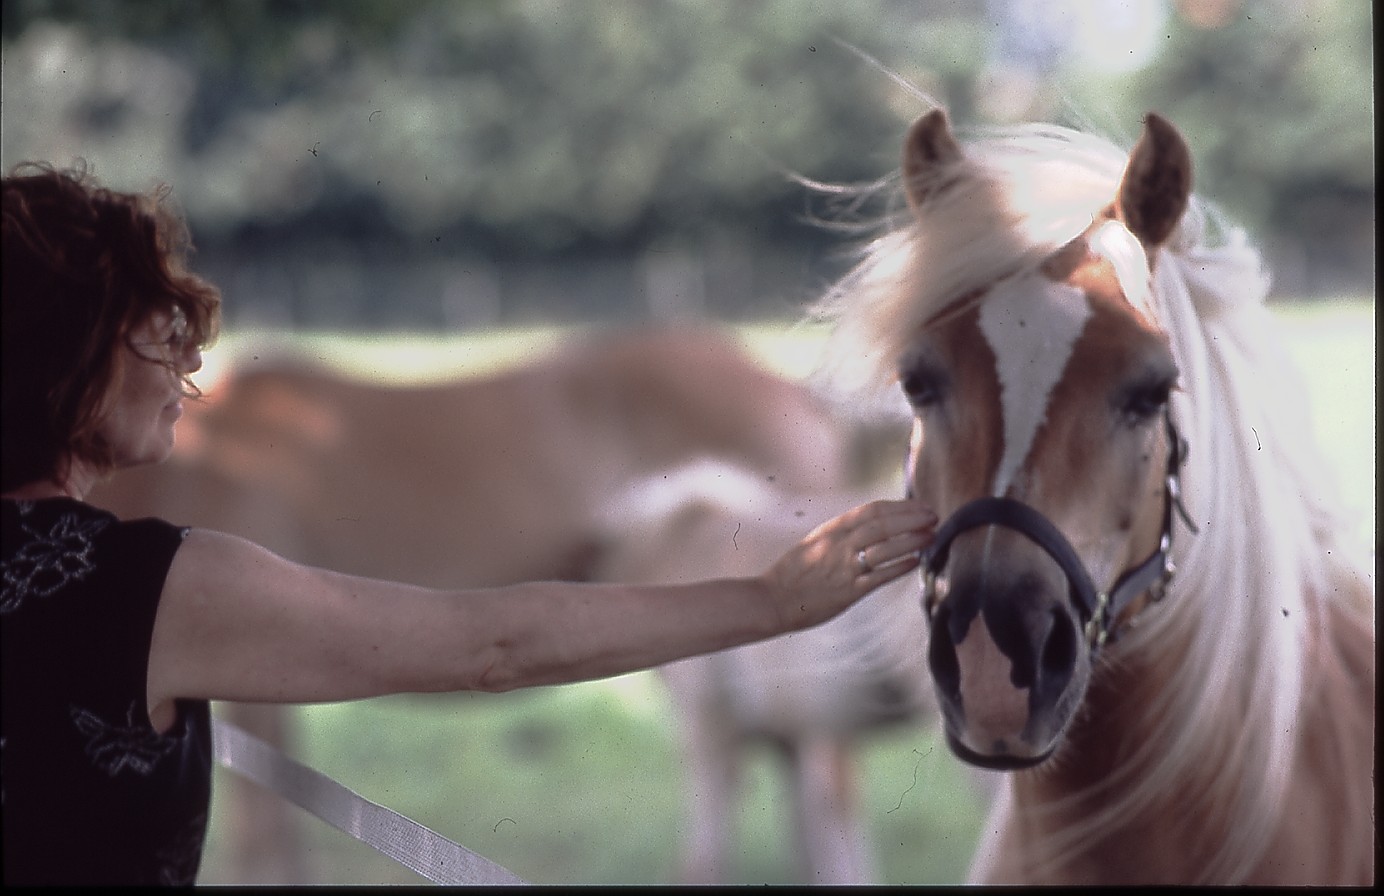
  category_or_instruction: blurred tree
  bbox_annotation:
[1052,0,1373,295]
[2,0,1369,320]
[1,0,989,253]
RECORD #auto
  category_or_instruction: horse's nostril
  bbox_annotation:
[927,608,961,700]
[1038,606,1077,686]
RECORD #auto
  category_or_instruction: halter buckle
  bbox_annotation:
[922,567,945,620]
[1083,591,1111,648]
[1152,554,1176,601]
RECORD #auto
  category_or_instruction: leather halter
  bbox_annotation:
[916,408,1197,652]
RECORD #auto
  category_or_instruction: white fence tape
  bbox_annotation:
[212,717,528,886]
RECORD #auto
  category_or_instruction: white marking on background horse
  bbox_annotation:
[978,275,1092,496]
[599,457,782,523]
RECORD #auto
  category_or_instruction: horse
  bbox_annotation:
[591,459,934,885]
[88,324,930,884]
[810,107,1375,885]
[92,326,850,589]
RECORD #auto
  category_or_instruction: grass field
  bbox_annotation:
[195,299,1373,885]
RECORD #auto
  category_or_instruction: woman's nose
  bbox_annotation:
[179,344,203,375]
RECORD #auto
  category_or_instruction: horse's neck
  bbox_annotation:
[995,638,1239,884]
[993,588,1376,886]
[1266,591,1376,885]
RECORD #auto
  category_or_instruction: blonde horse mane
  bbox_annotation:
[811,114,1373,882]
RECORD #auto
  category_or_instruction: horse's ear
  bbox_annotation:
[1116,113,1192,249]
[903,109,964,211]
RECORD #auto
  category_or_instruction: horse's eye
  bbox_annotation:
[1118,377,1173,424]
[900,367,947,410]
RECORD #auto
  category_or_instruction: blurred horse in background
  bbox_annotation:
[93,327,848,588]
[89,325,935,884]
[593,460,932,884]
[812,107,1374,884]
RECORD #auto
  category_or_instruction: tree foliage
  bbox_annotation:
[2,0,1371,298]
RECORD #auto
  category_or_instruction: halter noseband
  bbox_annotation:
[917,408,1197,652]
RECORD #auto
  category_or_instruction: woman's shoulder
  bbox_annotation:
[3,495,188,548]
[2,497,189,614]
[4,495,113,519]
[3,495,184,533]
[2,496,119,557]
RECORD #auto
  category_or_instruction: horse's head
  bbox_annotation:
[897,110,1193,769]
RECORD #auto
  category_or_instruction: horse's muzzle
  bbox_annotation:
[920,497,1095,767]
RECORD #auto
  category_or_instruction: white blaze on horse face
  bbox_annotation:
[978,273,1092,497]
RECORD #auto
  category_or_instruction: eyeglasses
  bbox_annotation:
[130,307,193,356]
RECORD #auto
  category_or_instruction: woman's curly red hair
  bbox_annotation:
[2,161,221,491]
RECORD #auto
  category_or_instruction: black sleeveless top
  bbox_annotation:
[1,497,212,885]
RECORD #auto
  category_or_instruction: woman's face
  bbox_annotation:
[97,309,202,471]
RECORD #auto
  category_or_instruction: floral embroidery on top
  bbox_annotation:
[1,504,110,613]
[70,702,178,777]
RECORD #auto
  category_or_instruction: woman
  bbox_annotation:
[0,162,936,885]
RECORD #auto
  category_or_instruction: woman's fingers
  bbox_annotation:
[841,500,936,550]
[855,551,922,592]
[841,499,935,592]
[767,498,937,630]
[854,527,933,576]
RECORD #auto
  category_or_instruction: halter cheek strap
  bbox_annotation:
[915,408,1196,651]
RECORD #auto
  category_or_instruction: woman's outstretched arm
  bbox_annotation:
[146,498,935,721]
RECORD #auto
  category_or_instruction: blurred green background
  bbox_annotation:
[2,0,1373,328]
[203,678,991,885]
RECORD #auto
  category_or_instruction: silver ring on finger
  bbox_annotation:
[856,549,870,575]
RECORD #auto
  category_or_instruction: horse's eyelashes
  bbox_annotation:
[900,368,947,409]
[1117,377,1173,425]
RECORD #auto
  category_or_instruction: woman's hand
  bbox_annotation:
[761,498,937,631]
